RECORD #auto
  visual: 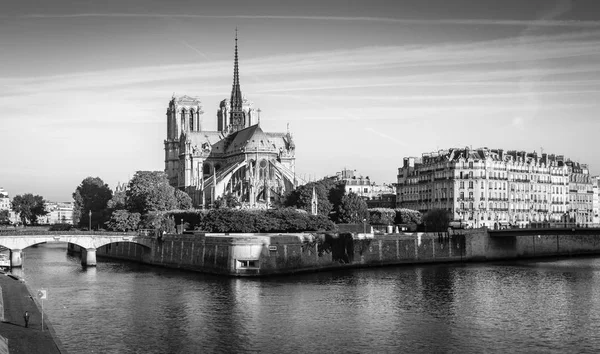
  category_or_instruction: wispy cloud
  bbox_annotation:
[3,28,600,96]
[13,13,600,28]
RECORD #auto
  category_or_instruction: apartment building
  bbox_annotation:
[397,147,590,228]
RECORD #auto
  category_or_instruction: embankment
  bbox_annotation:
[89,228,600,276]
[0,272,65,353]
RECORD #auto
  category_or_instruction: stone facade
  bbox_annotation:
[41,202,74,224]
[96,229,600,277]
[164,33,297,208]
[592,176,600,224]
[333,169,396,208]
[397,147,594,228]
[0,188,9,212]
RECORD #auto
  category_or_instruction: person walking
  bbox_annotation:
[24,311,30,328]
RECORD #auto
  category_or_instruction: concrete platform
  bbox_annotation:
[0,271,64,353]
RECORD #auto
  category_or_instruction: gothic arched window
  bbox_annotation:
[181,109,186,130]
[259,159,268,179]
[189,109,195,131]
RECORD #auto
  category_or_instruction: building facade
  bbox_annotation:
[397,147,592,229]
[333,169,396,208]
[42,202,74,224]
[164,33,298,208]
[0,187,18,224]
[0,188,9,211]
[592,176,600,224]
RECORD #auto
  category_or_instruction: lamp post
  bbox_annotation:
[362,218,366,234]
[88,210,92,231]
[180,219,184,234]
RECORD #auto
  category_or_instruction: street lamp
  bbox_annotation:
[89,210,92,231]
[362,218,366,234]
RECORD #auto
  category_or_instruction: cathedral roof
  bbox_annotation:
[224,124,289,154]
[185,124,293,156]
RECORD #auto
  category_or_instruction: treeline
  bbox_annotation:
[9,172,449,233]
[72,171,340,233]
[72,171,192,232]
[155,209,335,233]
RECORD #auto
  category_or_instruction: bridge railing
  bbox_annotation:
[501,222,600,230]
[0,229,140,236]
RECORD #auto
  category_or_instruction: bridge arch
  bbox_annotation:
[0,233,154,268]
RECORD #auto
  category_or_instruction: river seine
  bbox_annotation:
[14,243,600,353]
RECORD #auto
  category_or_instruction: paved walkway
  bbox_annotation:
[0,271,63,353]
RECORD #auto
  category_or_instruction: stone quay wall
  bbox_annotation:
[92,229,600,276]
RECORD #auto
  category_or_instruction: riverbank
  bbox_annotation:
[0,271,65,353]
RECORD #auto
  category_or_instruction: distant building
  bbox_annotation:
[591,176,599,224]
[567,161,594,225]
[333,169,396,208]
[396,147,592,229]
[42,202,74,224]
[0,187,18,224]
[0,187,9,211]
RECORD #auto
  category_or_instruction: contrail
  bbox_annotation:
[180,40,211,61]
[16,13,600,27]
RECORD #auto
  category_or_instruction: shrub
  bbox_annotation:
[140,211,177,233]
[106,210,141,232]
[167,210,208,230]
[422,208,450,232]
[49,223,73,231]
[394,208,422,225]
[198,208,336,233]
[368,208,395,225]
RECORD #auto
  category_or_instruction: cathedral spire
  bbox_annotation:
[228,27,245,133]
[231,27,243,113]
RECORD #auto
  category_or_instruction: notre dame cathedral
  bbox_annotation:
[164,32,298,208]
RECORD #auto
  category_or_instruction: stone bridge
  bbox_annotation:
[0,231,154,267]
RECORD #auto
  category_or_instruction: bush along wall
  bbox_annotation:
[189,208,337,233]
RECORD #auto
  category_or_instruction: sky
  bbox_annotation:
[1,0,600,201]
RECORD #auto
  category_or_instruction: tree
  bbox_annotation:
[140,211,177,233]
[73,177,113,228]
[11,194,47,225]
[214,193,241,209]
[422,208,450,232]
[395,208,422,225]
[106,210,141,232]
[336,192,369,224]
[107,190,127,210]
[0,210,11,225]
[284,180,335,216]
[174,189,193,210]
[369,208,395,225]
[126,171,178,214]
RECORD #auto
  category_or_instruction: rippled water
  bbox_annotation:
[16,243,600,353]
